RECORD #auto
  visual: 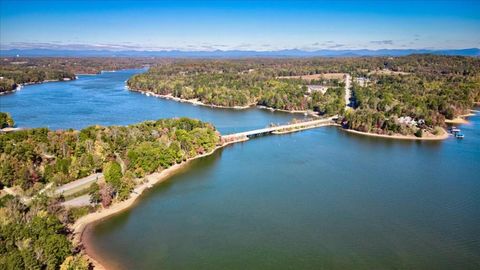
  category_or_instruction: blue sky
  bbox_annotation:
[1,0,479,51]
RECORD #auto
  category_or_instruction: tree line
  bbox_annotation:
[0,117,220,198]
[127,61,346,115]
[127,55,480,136]
[343,55,480,136]
[0,117,220,269]
[0,57,165,93]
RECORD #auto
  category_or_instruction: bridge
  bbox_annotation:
[222,116,337,141]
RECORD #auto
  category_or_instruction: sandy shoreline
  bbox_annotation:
[75,138,248,269]
[0,78,74,95]
[444,112,476,124]
[130,89,254,109]
[342,128,449,141]
[256,105,320,117]
[129,88,318,117]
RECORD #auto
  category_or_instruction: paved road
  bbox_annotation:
[61,194,91,208]
[55,173,102,196]
[344,74,352,109]
[222,117,335,139]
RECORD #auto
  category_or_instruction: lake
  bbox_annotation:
[87,116,480,270]
[0,69,302,134]
[1,70,479,269]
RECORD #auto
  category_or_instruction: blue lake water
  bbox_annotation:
[0,69,301,134]
[87,115,480,270]
[1,70,479,269]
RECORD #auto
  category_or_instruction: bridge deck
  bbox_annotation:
[222,117,336,140]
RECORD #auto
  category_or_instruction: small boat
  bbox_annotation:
[455,133,465,139]
[451,128,461,134]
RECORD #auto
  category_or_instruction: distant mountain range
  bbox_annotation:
[1,48,479,58]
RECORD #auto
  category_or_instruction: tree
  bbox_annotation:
[415,128,423,138]
[0,112,15,128]
[117,172,135,201]
[103,161,122,190]
[99,184,114,208]
[60,255,90,270]
[88,183,101,204]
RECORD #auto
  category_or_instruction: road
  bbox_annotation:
[55,173,102,197]
[344,73,352,109]
[61,194,91,208]
[222,117,336,140]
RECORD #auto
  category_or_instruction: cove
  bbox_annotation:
[87,116,480,270]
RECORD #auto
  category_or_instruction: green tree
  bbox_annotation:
[103,161,122,190]
[415,128,423,138]
[88,183,101,204]
[0,112,15,128]
[60,255,90,270]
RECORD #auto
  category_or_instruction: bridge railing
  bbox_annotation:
[221,117,336,141]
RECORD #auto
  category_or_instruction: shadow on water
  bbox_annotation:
[6,70,479,269]
[0,69,304,133]
[93,147,224,233]
[88,119,479,269]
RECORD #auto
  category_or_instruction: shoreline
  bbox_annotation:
[130,89,254,110]
[342,128,449,141]
[0,78,75,95]
[272,123,339,135]
[76,122,452,269]
[444,112,476,124]
[75,138,248,269]
[129,88,318,117]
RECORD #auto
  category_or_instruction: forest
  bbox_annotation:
[0,194,88,269]
[1,55,479,268]
[0,117,219,195]
[344,55,480,135]
[127,60,346,115]
[0,66,75,93]
[0,57,162,93]
[127,55,480,135]
[0,117,219,269]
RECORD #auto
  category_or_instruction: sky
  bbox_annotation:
[0,0,479,51]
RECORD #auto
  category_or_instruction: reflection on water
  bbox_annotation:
[0,69,302,134]
[89,117,480,270]
[3,70,479,269]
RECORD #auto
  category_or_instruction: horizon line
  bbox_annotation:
[1,47,479,53]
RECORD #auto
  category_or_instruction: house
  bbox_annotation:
[354,77,370,87]
[307,85,328,94]
[397,116,418,127]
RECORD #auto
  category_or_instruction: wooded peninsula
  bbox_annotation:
[1,54,479,269]
[0,57,160,93]
[127,55,480,136]
[0,117,220,269]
